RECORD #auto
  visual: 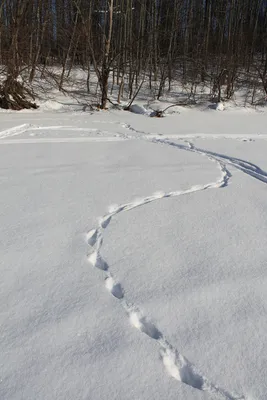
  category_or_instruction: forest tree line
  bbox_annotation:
[1,0,267,109]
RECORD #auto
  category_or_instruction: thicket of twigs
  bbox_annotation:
[1,1,267,110]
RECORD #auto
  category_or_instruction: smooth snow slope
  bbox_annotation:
[0,110,267,400]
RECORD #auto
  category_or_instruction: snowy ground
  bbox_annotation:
[1,107,267,400]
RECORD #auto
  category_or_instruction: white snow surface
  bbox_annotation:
[0,107,267,400]
[216,102,225,111]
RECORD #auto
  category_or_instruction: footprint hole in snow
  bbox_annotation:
[88,251,108,271]
[105,277,124,299]
[161,348,204,389]
[86,229,98,246]
[100,215,112,229]
[179,363,204,389]
[129,311,161,340]
[160,348,181,381]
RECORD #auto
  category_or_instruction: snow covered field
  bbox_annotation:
[1,107,267,400]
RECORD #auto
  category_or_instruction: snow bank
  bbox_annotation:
[129,104,149,115]
[216,102,225,111]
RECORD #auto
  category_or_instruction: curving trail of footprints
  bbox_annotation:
[85,128,253,400]
[4,121,266,398]
[152,137,267,185]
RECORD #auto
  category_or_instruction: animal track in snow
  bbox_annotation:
[86,176,241,397]
[100,215,112,229]
[83,124,266,399]
[87,251,108,271]
[0,124,32,139]
[152,137,267,185]
[0,124,81,140]
[122,121,267,185]
[129,310,162,340]
[161,347,204,389]
[105,277,124,299]
[86,229,98,246]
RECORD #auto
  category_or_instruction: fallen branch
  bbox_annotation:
[151,101,195,117]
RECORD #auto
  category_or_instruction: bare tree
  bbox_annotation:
[1,0,267,109]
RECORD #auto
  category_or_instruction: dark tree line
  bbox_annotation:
[1,0,267,109]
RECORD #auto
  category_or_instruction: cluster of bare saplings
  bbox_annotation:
[1,0,267,110]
